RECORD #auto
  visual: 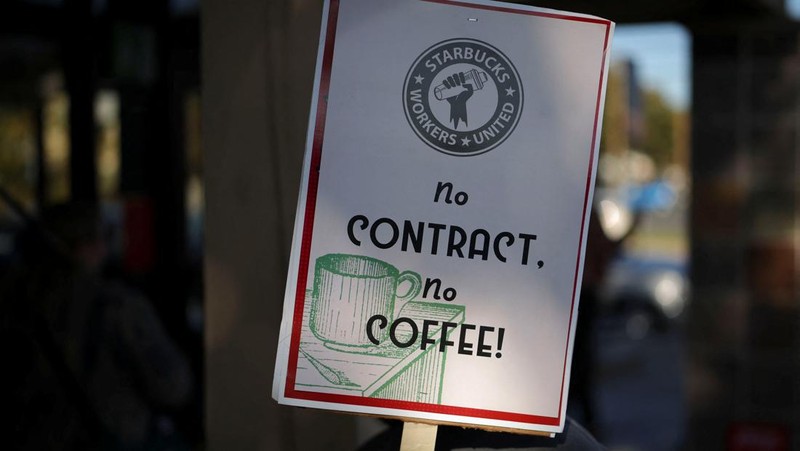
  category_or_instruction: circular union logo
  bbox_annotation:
[403,38,523,156]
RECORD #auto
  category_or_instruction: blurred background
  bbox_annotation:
[0,0,799,450]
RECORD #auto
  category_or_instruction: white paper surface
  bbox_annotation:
[273,0,613,434]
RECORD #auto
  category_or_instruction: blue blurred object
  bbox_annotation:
[627,180,677,212]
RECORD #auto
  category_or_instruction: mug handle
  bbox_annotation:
[395,270,422,309]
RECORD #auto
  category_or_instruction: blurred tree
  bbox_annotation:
[642,88,675,169]
[600,64,629,156]
[671,109,690,171]
[600,61,689,174]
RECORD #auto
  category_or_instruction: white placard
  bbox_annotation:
[273,0,613,434]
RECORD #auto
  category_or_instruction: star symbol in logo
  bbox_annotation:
[505,86,516,97]
[414,74,424,84]
[461,137,471,146]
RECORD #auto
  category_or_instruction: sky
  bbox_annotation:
[789,0,800,17]
[613,0,800,111]
[611,23,691,110]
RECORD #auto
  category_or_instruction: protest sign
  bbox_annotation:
[273,0,613,434]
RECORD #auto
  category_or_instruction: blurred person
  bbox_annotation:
[0,202,193,450]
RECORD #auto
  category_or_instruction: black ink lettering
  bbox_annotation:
[371,217,399,249]
[402,220,424,253]
[442,287,457,301]
[421,320,439,350]
[366,314,387,345]
[477,326,495,357]
[347,214,368,246]
[428,223,446,255]
[434,181,468,206]
[423,278,442,300]
[447,225,467,258]
[389,317,418,348]
[439,322,458,352]
[518,233,537,265]
[458,323,476,355]
[347,214,539,267]
[493,232,514,263]
[495,327,505,358]
[434,181,453,204]
[469,229,490,260]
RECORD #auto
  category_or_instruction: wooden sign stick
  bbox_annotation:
[400,422,438,451]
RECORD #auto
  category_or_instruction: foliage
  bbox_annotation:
[600,62,690,172]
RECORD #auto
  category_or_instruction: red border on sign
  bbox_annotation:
[284,0,341,394]
[284,0,612,429]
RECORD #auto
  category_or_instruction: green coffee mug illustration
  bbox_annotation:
[310,254,422,350]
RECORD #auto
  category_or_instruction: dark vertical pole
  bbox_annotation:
[112,0,189,340]
[150,0,189,342]
[34,101,47,209]
[63,0,97,202]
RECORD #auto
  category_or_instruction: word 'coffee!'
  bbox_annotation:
[367,314,507,359]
